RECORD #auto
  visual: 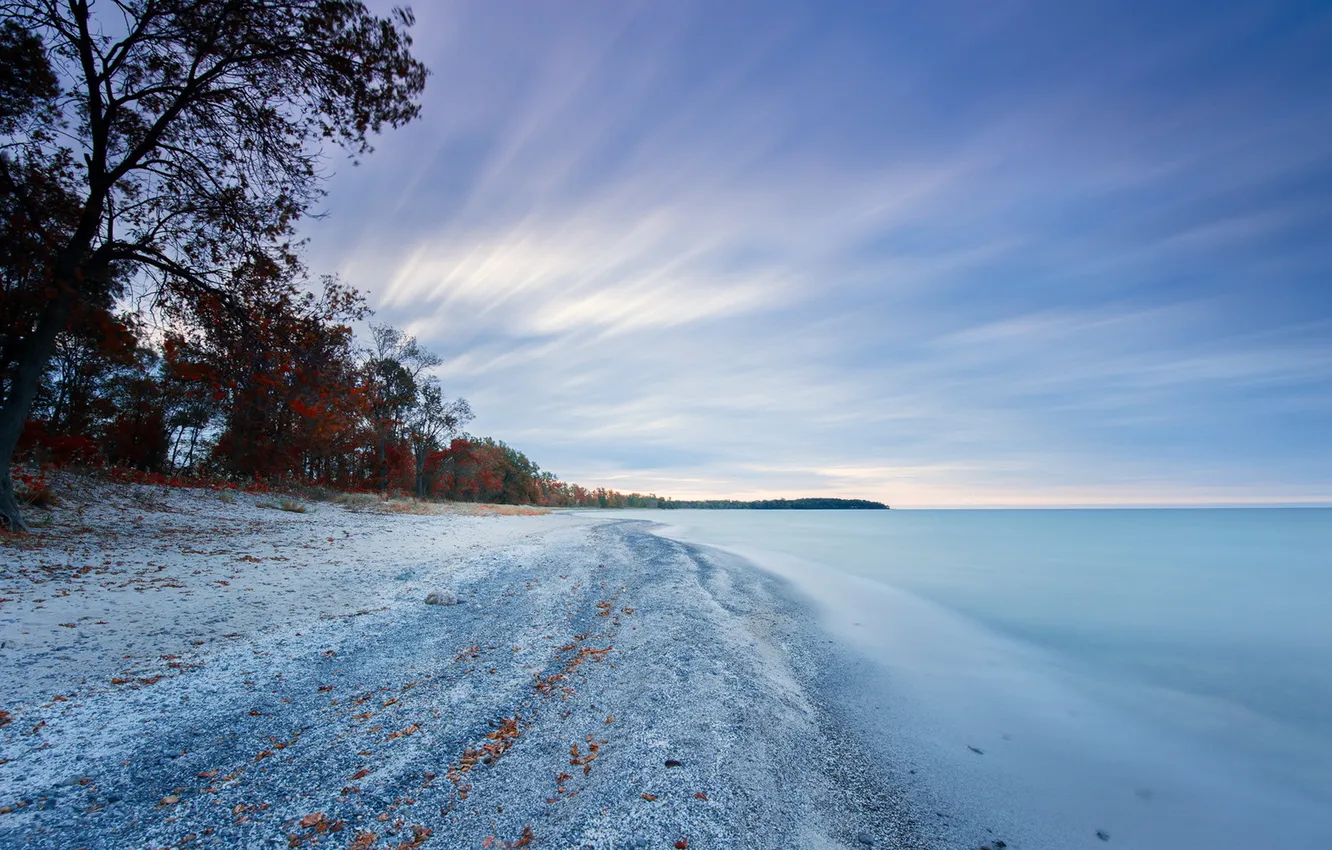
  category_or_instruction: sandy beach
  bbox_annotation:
[0,479,945,849]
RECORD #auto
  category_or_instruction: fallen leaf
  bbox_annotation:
[641,793,657,802]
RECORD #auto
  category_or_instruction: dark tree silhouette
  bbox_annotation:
[0,0,427,529]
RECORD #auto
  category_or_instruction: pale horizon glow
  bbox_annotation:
[304,0,1332,507]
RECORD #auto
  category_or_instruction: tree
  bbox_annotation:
[405,378,471,498]
[364,323,439,491]
[158,256,368,481]
[0,0,426,529]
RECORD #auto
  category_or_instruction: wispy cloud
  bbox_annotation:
[304,0,1332,506]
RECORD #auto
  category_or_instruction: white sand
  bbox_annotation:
[1,476,932,849]
[0,475,584,707]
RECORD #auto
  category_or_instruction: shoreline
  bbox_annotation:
[1,479,950,849]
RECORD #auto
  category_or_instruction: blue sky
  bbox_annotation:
[304,0,1332,506]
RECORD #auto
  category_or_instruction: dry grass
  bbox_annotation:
[332,492,381,510]
[450,503,551,517]
[292,483,339,502]
[18,483,61,509]
[332,494,550,517]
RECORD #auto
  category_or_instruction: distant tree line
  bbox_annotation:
[11,309,665,510]
[657,498,889,510]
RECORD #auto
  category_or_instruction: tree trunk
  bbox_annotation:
[0,287,78,531]
[376,430,388,493]
[414,442,427,499]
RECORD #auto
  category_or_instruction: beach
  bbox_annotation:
[0,481,946,849]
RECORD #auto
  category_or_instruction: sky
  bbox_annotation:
[303,0,1332,507]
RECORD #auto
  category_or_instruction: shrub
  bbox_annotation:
[15,471,60,508]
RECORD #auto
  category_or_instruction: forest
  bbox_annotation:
[11,308,660,510]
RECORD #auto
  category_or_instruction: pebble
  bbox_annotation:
[856,832,874,846]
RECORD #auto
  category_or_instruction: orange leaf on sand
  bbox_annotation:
[350,768,370,780]
[694,791,708,801]
[641,793,657,801]
[675,841,688,849]
[299,812,325,828]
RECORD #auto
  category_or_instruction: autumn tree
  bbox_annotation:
[405,378,471,498]
[159,256,368,481]
[364,323,439,491]
[0,0,426,529]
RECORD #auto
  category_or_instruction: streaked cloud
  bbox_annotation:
[304,0,1332,506]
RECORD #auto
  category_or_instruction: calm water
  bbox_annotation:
[601,508,1332,849]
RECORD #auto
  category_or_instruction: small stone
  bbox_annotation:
[424,589,458,606]
[856,833,874,846]
[1096,830,1110,841]
[664,759,683,768]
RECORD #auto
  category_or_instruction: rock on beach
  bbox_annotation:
[424,588,459,606]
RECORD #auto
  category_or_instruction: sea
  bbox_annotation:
[600,508,1332,849]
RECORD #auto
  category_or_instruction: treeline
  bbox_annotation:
[13,306,658,508]
[658,498,889,510]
